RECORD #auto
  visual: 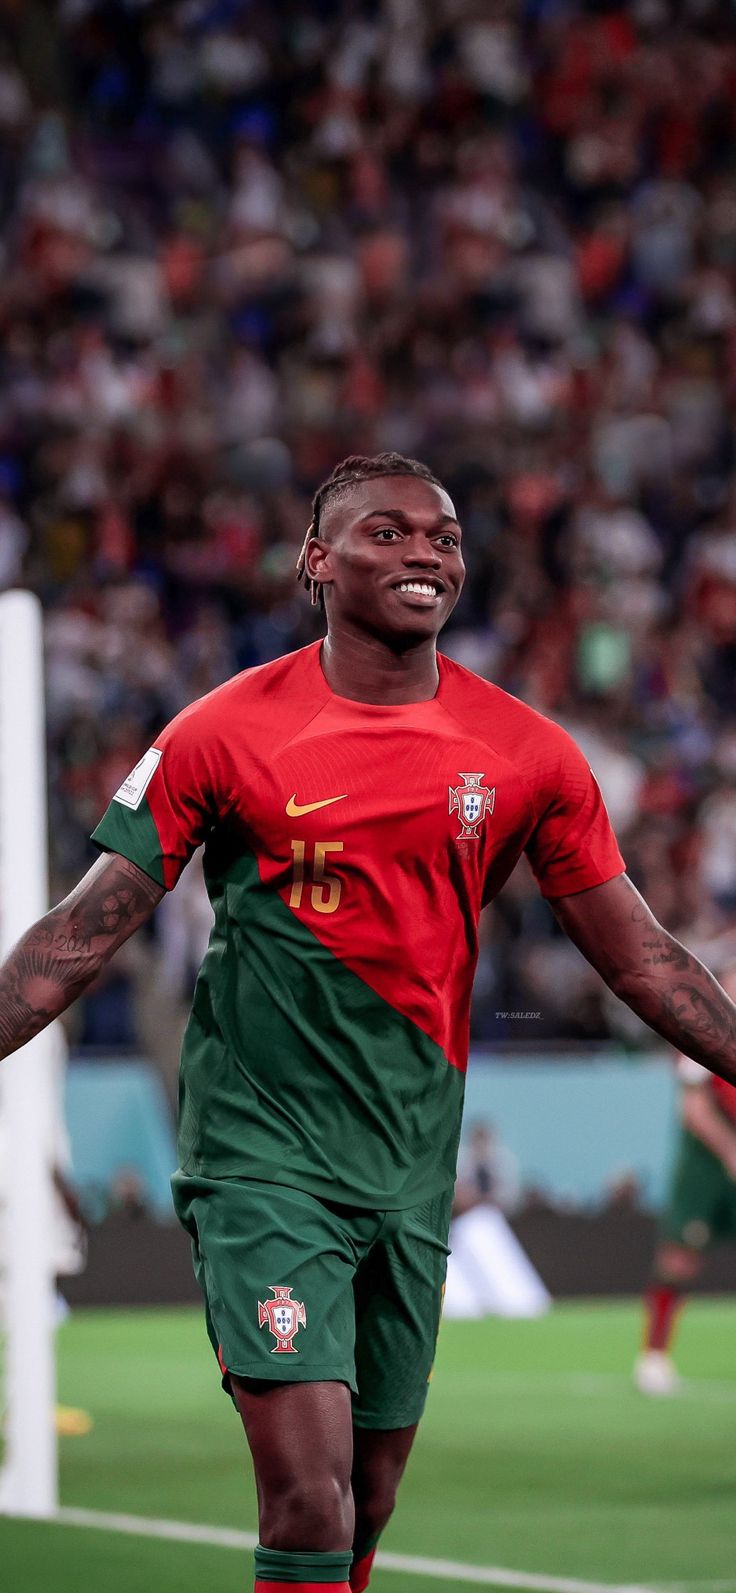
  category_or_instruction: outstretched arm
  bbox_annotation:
[0,852,164,1061]
[551,873,736,1084]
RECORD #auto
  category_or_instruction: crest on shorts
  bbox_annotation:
[449,773,495,840]
[258,1285,307,1354]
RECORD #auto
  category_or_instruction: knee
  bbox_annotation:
[654,1244,701,1285]
[259,1471,354,1552]
[353,1477,399,1542]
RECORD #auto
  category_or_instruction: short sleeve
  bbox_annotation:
[525,728,625,899]
[91,699,233,889]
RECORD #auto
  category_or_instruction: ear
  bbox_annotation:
[305,535,334,588]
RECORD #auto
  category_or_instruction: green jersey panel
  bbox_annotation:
[178,849,464,1208]
[91,643,624,1210]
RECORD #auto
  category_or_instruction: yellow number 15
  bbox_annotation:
[289,840,344,914]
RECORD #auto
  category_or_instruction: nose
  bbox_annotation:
[401,535,442,569]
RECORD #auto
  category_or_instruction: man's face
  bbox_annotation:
[308,475,465,643]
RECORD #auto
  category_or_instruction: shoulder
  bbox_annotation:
[439,653,566,744]
[162,644,321,744]
[439,654,582,792]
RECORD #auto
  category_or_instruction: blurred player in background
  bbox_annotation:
[1,454,736,1593]
[445,1121,550,1320]
[636,961,736,1396]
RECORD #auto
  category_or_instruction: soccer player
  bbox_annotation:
[1,452,735,1593]
[636,961,736,1397]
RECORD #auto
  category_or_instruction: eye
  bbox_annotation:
[438,533,459,548]
[373,527,400,541]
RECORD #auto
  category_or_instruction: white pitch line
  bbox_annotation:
[56,1505,258,1552]
[50,1506,702,1593]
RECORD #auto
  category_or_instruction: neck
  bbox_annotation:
[320,623,440,704]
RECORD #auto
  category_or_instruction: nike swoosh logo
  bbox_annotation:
[286,793,348,817]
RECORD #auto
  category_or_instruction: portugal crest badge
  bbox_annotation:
[449,772,495,840]
[258,1285,307,1354]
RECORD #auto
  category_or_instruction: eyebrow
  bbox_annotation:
[358,508,460,529]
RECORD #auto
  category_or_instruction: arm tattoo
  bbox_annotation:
[616,909,736,1081]
[0,854,164,1061]
[552,877,736,1084]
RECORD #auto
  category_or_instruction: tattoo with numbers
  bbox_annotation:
[0,854,164,1060]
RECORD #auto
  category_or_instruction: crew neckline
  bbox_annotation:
[316,641,446,712]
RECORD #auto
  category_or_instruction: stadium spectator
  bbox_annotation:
[454,1119,520,1216]
[0,0,733,1052]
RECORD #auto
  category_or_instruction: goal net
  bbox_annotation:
[0,590,58,1516]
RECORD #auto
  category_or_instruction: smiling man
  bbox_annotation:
[1,451,736,1593]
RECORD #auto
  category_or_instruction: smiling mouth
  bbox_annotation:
[392,579,444,603]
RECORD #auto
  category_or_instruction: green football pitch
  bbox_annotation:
[3,1298,736,1592]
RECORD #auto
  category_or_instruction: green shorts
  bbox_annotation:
[662,1129,736,1249]
[172,1174,452,1429]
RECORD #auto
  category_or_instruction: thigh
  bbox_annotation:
[352,1190,452,1430]
[352,1422,418,1487]
[232,1379,356,1554]
[351,1420,419,1520]
[234,1377,354,1494]
[173,1173,379,1392]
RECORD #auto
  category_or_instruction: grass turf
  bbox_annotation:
[3,1298,736,1591]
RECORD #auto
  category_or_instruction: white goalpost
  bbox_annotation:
[0,589,58,1517]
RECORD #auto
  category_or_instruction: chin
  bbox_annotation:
[378,611,444,645]
[338,592,450,643]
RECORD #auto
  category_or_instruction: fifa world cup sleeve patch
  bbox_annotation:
[112,747,163,811]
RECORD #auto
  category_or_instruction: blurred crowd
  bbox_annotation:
[0,0,734,1069]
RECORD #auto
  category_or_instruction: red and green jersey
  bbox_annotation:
[92,641,624,1208]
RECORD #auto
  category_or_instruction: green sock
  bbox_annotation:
[254,1544,353,1583]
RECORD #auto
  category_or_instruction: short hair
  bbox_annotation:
[296,452,443,605]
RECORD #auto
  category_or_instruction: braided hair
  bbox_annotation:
[296,452,442,606]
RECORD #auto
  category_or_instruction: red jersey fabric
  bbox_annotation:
[711,1076,736,1124]
[101,641,624,1075]
[92,642,625,1206]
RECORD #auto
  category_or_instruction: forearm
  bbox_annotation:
[608,930,736,1083]
[0,911,101,1058]
[0,853,164,1061]
[552,876,736,1086]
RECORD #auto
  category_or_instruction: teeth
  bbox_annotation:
[397,582,438,597]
